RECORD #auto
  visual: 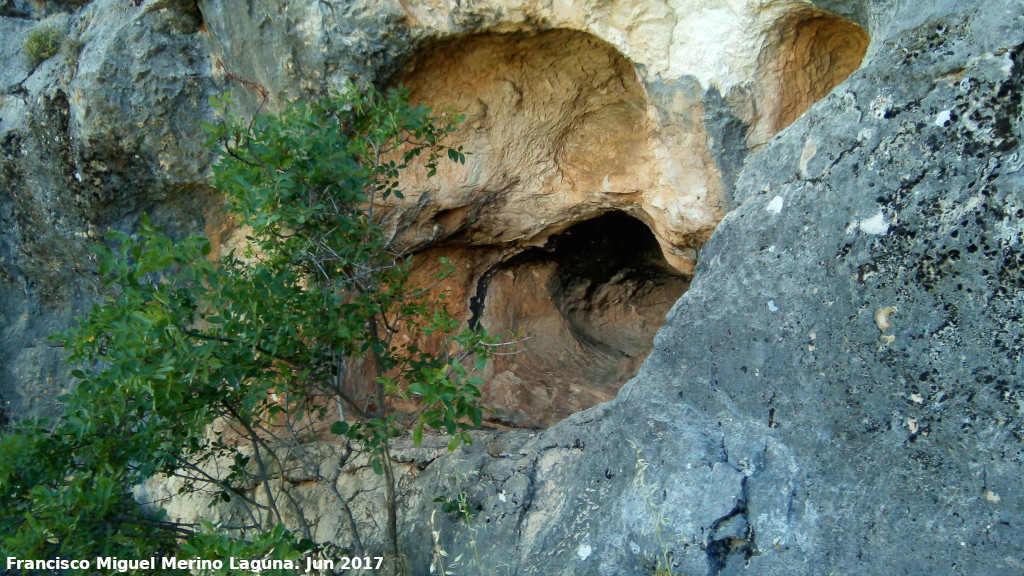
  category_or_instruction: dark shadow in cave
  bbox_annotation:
[474,211,690,428]
[548,212,688,359]
[549,211,678,287]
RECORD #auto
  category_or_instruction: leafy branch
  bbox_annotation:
[0,83,509,574]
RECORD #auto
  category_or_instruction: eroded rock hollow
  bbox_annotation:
[471,211,688,428]
[389,30,702,428]
[388,21,866,427]
[747,5,871,146]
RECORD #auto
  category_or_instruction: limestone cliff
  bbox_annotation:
[2,0,1022,574]
[1,0,872,425]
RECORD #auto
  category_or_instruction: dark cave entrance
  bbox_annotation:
[473,211,690,428]
[393,13,870,429]
[549,212,689,360]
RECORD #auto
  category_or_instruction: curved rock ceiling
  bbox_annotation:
[748,5,871,146]
[383,13,868,427]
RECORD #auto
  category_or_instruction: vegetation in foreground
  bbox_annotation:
[0,83,501,575]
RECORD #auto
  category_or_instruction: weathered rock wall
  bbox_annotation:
[1,0,873,423]
[393,2,1024,575]
[2,0,1023,574]
[1,0,220,419]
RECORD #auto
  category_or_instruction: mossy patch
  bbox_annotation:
[23,25,63,67]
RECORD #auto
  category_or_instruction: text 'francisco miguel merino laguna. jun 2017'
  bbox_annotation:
[6,555,386,572]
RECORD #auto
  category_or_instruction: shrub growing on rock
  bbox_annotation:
[0,83,491,573]
[23,25,63,66]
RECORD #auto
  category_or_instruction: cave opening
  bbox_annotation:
[391,14,870,428]
[473,212,689,428]
[548,212,689,360]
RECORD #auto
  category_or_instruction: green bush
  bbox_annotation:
[23,25,63,67]
[0,84,491,573]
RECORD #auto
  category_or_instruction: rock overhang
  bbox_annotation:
[378,7,868,427]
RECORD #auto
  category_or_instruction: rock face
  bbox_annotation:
[3,0,1023,574]
[398,3,1024,575]
[385,14,868,423]
[2,0,873,424]
[1,0,218,420]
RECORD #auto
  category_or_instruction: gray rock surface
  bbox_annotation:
[1,0,219,419]
[1,0,1022,574]
[392,2,1024,575]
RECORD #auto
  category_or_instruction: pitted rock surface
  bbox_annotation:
[2,0,1023,574]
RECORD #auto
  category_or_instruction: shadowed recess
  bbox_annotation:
[473,212,689,428]
[392,15,870,428]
